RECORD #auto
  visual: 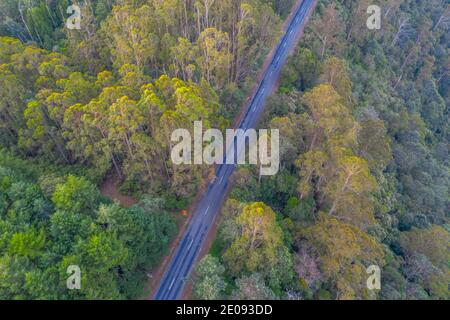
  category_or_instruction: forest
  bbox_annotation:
[0,0,449,300]
[0,0,294,298]
[192,0,449,300]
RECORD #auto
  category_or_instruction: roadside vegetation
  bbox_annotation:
[0,0,295,299]
[0,0,448,300]
[193,0,449,300]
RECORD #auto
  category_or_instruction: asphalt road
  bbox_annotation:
[154,0,316,300]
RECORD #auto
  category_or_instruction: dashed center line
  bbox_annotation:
[204,205,210,216]
[187,238,194,250]
[169,278,175,290]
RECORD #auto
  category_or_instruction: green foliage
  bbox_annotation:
[214,0,449,300]
[0,154,176,299]
[399,226,450,299]
[52,175,100,215]
[285,196,315,222]
[8,228,46,259]
[0,0,448,301]
[231,273,277,300]
[192,255,226,300]
[220,201,295,295]
[0,0,293,300]
[301,213,385,299]
[0,0,286,196]
[281,48,321,92]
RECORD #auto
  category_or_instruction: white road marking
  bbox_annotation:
[188,238,194,250]
[219,175,224,184]
[169,278,176,290]
[261,87,266,94]
[204,205,210,216]
[283,42,287,48]
[289,29,293,35]
[269,70,273,76]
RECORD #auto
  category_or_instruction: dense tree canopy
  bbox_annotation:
[0,151,176,299]
[209,0,448,301]
[0,0,448,301]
